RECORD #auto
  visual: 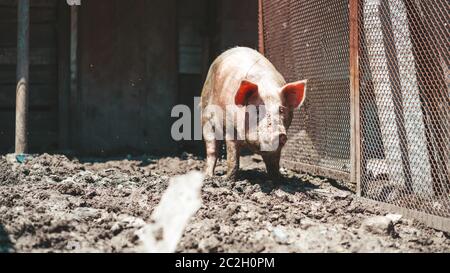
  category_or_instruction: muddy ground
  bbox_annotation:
[0,153,449,253]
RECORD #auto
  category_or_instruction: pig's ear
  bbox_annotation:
[235,80,259,106]
[280,80,307,109]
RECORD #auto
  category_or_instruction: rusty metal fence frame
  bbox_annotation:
[259,0,450,232]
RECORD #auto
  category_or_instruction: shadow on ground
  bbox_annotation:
[237,169,320,194]
[0,224,14,253]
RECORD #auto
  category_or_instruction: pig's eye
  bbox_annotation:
[279,106,287,114]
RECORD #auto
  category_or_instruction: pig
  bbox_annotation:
[200,47,307,180]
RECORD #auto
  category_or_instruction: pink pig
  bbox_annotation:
[201,47,307,180]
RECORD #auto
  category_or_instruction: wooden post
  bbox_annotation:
[69,5,79,150]
[15,0,30,154]
[349,0,361,195]
[258,0,265,55]
[58,1,71,151]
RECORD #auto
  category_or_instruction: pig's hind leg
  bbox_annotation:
[226,140,240,180]
[204,139,219,177]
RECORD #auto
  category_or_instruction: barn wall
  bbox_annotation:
[215,0,258,53]
[0,0,257,156]
[77,0,178,155]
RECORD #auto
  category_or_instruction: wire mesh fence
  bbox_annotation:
[261,0,352,181]
[260,0,449,228]
[358,0,449,218]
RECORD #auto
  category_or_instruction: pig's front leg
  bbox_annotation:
[226,140,240,180]
[262,152,281,178]
[204,140,219,177]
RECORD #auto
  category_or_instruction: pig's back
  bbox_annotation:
[201,47,285,108]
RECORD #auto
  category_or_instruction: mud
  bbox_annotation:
[0,153,449,253]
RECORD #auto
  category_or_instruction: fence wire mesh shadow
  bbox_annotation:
[259,0,449,231]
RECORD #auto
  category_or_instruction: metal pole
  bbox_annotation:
[15,0,30,154]
[349,0,361,195]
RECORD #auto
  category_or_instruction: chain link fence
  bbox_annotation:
[358,0,449,218]
[261,0,352,182]
[260,0,449,230]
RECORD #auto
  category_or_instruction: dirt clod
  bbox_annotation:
[361,216,395,236]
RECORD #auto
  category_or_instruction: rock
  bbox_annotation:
[250,192,266,203]
[269,214,280,221]
[240,205,249,213]
[111,235,128,250]
[219,225,233,235]
[246,210,259,220]
[225,203,240,217]
[86,190,97,198]
[253,229,271,241]
[61,177,75,184]
[81,171,101,184]
[198,236,221,252]
[385,213,402,224]
[334,191,351,200]
[100,177,112,184]
[111,222,124,235]
[272,227,289,244]
[360,216,395,236]
[118,215,146,229]
[73,207,101,221]
[57,182,84,196]
[300,218,317,230]
[5,154,17,164]
[66,241,82,251]
[273,189,289,201]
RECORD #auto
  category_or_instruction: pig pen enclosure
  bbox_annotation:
[0,0,449,253]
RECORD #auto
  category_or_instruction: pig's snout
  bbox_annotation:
[279,133,288,147]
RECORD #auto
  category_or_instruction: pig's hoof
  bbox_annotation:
[225,173,238,181]
[267,171,282,180]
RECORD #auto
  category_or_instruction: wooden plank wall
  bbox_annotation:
[0,0,60,153]
[176,0,258,154]
[77,0,178,155]
[215,0,258,54]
